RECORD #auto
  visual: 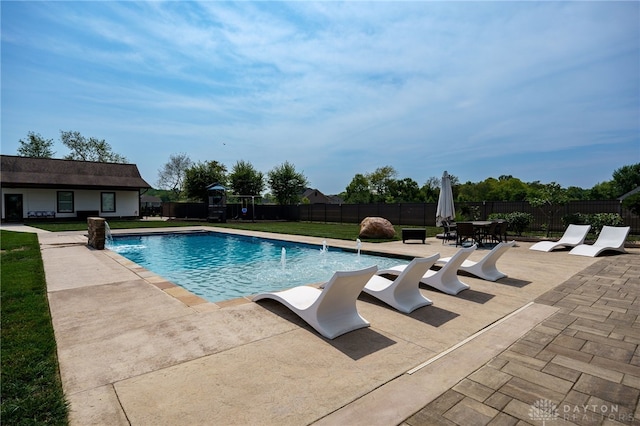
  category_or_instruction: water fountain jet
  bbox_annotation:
[281,247,287,270]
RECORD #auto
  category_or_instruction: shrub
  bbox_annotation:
[587,213,624,234]
[488,212,533,236]
[458,205,481,221]
[561,212,589,227]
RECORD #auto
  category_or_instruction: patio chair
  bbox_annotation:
[440,221,457,245]
[483,221,499,245]
[252,265,377,339]
[456,222,477,247]
[530,224,591,252]
[498,221,508,243]
[378,245,476,295]
[435,241,515,281]
[363,254,439,313]
[569,226,630,257]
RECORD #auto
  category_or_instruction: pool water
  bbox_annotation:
[109,232,408,303]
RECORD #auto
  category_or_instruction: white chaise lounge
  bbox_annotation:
[378,245,476,295]
[363,254,439,313]
[435,241,515,281]
[252,265,377,339]
[530,224,591,252]
[569,226,630,257]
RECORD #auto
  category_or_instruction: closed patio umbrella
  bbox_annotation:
[436,171,455,226]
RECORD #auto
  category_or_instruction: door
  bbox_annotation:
[4,194,23,222]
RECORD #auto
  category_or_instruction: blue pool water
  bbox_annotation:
[109,232,408,302]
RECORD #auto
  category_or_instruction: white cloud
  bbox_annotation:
[1,1,637,193]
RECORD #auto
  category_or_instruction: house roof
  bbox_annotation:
[1,155,151,190]
[619,186,640,200]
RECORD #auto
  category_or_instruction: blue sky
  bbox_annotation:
[2,1,639,195]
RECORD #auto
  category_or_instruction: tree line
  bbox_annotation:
[15,131,640,210]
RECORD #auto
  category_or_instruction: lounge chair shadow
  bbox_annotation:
[421,285,495,304]
[329,327,397,360]
[254,299,396,360]
[492,277,532,288]
[405,304,460,327]
[358,293,460,327]
[451,270,532,288]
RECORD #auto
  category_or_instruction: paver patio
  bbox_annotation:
[21,225,640,425]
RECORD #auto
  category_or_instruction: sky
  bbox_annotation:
[2,1,639,195]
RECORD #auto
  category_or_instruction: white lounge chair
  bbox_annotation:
[252,265,377,339]
[569,226,630,257]
[363,254,439,313]
[435,241,515,281]
[529,224,591,252]
[379,245,476,295]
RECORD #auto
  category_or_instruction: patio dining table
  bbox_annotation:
[472,221,492,246]
[459,221,497,247]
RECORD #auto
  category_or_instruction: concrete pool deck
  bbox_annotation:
[12,224,640,425]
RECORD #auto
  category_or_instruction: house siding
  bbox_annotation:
[1,187,141,220]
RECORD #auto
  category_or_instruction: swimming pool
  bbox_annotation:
[109,232,408,303]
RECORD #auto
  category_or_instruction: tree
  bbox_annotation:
[565,186,589,200]
[528,182,569,237]
[367,166,397,203]
[267,161,308,205]
[60,130,127,163]
[420,177,440,203]
[458,176,527,202]
[612,163,640,197]
[344,173,372,203]
[229,160,265,196]
[157,153,192,199]
[388,178,420,202]
[183,161,228,202]
[17,131,55,158]
[589,181,616,200]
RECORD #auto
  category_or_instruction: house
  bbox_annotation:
[300,188,344,205]
[1,155,151,222]
[619,186,640,201]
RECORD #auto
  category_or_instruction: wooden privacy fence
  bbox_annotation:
[162,200,639,234]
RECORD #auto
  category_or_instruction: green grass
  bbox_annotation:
[24,219,639,244]
[1,230,69,425]
[28,219,443,242]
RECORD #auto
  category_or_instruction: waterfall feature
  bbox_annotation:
[104,221,113,247]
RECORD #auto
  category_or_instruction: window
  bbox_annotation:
[101,192,116,213]
[57,191,74,213]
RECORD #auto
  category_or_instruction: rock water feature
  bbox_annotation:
[86,217,113,249]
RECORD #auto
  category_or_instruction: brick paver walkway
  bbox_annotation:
[405,255,640,426]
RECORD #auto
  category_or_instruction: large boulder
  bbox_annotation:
[359,217,396,239]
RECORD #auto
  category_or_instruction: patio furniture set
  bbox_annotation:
[438,220,508,247]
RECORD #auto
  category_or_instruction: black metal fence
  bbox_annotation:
[162,202,299,222]
[162,200,639,234]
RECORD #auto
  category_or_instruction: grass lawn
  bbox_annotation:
[1,230,69,425]
[27,219,443,242]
